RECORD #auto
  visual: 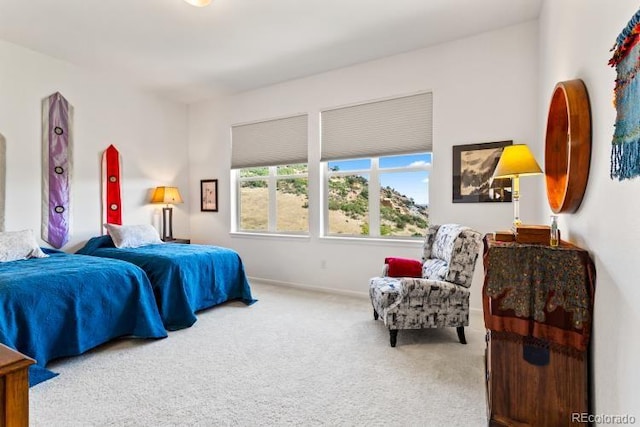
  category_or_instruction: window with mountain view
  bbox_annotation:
[237,164,309,233]
[326,153,430,238]
[233,93,431,238]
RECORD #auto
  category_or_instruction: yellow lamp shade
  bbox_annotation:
[492,144,543,179]
[151,186,183,205]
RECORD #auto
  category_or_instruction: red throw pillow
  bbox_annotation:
[385,257,422,278]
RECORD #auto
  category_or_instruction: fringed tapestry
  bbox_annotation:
[609,8,640,180]
[42,92,73,249]
[102,144,122,230]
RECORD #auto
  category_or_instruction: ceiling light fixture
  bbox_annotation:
[183,0,211,6]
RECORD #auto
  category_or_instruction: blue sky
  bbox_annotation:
[328,153,432,171]
[381,171,429,205]
[328,153,431,205]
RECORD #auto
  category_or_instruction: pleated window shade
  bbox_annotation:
[231,114,308,169]
[321,92,433,161]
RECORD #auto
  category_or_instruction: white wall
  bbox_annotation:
[539,0,640,418]
[188,21,540,312]
[0,40,189,250]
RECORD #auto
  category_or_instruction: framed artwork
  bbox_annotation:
[200,179,218,212]
[452,140,513,203]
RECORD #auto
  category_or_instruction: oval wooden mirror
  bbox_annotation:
[545,79,591,213]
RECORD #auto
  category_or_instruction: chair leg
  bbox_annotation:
[456,326,467,344]
[389,330,398,347]
[373,308,379,320]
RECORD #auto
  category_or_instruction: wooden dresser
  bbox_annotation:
[0,344,34,427]
[482,235,595,426]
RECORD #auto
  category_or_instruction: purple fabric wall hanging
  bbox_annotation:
[42,92,73,248]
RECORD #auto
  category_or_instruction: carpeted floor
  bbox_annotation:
[30,282,487,426]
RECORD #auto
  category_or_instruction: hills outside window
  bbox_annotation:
[237,164,309,234]
[326,153,430,238]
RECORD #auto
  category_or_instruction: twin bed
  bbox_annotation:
[0,250,166,385]
[77,236,256,330]
[0,236,255,386]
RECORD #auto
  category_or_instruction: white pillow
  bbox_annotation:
[0,229,48,262]
[104,224,163,248]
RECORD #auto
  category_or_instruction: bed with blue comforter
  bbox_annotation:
[0,250,167,386]
[77,236,256,330]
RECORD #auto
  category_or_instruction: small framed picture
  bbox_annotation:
[200,179,218,212]
[452,141,513,203]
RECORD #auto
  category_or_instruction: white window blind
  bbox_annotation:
[231,114,308,169]
[320,92,433,161]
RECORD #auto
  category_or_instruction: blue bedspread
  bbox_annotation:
[78,236,256,330]
[0,251,167,386]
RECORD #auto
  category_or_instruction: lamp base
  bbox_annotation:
[161,206,174,241]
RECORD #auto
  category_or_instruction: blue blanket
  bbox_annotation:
[0,251,167,386]
[77,237,256,330]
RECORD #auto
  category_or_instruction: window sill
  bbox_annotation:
[318,236,422,247]
[230,232,311,241]
[229,232,422,247]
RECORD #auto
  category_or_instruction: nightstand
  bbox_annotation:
[162,238,190,244]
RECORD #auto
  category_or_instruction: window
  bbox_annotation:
[232,114,309,234]
[232,92,432,238]
[321,92,433,239]
[237,164,309,233]
[325,153,430,237]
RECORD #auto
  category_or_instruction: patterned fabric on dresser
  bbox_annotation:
[370,223,481,336]
[369,276,470,330]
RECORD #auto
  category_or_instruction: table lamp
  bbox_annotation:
[491,144,542,228]
[151,186,183,241]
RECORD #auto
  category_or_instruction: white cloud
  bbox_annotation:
[409,160,430,167]
[422,178,429,183]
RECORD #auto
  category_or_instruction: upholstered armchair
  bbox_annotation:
[369,224,482,347]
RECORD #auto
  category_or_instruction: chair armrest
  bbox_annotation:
[399,278,463,297]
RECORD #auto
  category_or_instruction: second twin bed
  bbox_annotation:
[77,236,256,330]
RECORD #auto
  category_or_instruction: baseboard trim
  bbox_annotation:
[249,277,487,311]
[248,276,370,299]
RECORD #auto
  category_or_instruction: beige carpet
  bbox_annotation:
[30,282,487,426]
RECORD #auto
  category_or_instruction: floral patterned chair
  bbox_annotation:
[369,224,482,347]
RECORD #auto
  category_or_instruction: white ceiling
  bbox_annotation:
[0,0,541,103]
